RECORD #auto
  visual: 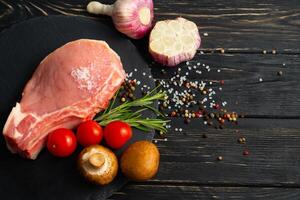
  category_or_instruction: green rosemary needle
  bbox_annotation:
[94,86,169,133]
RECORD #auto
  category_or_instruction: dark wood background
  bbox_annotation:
[1,0,300,199]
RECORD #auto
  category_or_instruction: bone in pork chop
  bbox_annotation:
[3,39,126,159]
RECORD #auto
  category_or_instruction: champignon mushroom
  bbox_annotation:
[120,141,159,181]
[78,145,118,185]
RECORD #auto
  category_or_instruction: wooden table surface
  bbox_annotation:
[1,0,300,199]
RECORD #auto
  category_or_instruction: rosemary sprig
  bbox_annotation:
[94,86,169,133]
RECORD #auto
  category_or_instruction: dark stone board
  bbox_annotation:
[0,15,155,200]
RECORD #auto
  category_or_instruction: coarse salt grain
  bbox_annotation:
[71,67,95,91]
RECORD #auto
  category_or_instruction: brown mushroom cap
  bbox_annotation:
[78,145,118,185]
[120,141,160,181]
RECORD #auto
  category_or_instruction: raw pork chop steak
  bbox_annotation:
[3,39,126,159]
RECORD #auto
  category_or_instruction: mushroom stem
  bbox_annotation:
[89,153,105,168]
[87,1,113,16]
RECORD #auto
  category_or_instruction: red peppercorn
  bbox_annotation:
[243,150,249,156]
[225,114,231,119]
[214,104,220,109]
[195,111,202,118]
[219,118,225,124]
[220,80,225,85]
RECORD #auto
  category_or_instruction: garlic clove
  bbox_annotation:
[138,7,151,25]
[149,17,201,67]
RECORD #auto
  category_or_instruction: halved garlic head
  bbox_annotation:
[149,17,201,67]
[78,145,118,185]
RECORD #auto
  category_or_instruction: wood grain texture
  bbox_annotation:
[151,52,300,117]
[0,0,299,51]
[154,125,300,186]
[0,0,300,199]
[109,184,300,200]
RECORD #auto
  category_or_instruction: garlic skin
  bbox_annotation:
[149,17,201,67]
[87,0,154,39]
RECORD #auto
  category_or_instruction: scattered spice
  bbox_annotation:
[125,57,242,159]
[243,150,249,156]
[277,71,283,76]
[262,50,267,54]
[217,156,223,161]
[171,111,177,117]
[184,118,191,124]
[272,49,276,54]
[213,104,220,110]
[238,137,246,144]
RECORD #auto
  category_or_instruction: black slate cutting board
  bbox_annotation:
[0,16,155,200]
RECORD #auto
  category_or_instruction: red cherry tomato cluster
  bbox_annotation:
[46,120,132,157]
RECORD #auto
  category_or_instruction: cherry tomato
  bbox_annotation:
[104,121,132,149]
[76,120,103,147]
[47,128,77,157]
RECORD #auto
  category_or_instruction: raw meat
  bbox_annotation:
[3,39,126,159]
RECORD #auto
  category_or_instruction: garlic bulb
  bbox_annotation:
[149,17,201,67]
[87,0,154,39]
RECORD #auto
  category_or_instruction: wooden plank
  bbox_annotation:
[154,0,300,51]
[155,79,300,117]
[109,184,300,200]
[151,53,300,82]
[150,53,300,116]
[147,118,300,186]
[0,0,299,51]
[1,1,299,199]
